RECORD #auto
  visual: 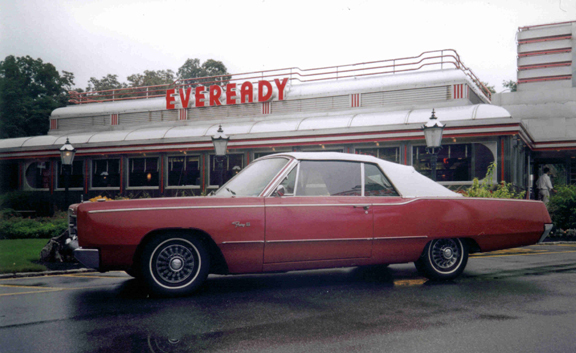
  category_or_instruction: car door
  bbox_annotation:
[264,160,374,265]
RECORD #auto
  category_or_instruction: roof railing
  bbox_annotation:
[68,49,491,104]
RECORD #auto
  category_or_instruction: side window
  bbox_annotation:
[296,161,361,196]
[364,163,399,196]
[279,167,297,196]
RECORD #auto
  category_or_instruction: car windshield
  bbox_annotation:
[214,157,290,197]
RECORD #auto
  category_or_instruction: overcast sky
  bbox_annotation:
[1,0,575,92]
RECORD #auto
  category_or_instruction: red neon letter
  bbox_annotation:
[226,83,237,105]
[195,86,206,107]
[209,85,222,106]
[179,87,192,108]
[258,80,273,102]
[240,82,253,103]
[166,89,176,109]
[274,78,288,100]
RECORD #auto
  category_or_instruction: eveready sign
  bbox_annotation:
[166,78,289,110]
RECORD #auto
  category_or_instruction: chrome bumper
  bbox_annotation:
[538,224,554,243]
[74,248,100,269]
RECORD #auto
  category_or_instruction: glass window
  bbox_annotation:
[364,163,399,196]
[25,162,51,189]
[412,143,495,182]
[92,159,120,188]
[210,154,244,186]
[168,156,200,187]
[129,157,159,187]
[57,161,84,188]
[296,161,361,196]
[214,157,289,197]
[278,167,297,196]
[356,147,400,163]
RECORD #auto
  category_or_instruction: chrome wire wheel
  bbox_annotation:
[415,238,468,280]
[429,239,462,272]
[142,234,210,296]
[152,240,198,286]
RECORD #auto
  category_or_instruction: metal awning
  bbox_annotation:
[0,104,517,158]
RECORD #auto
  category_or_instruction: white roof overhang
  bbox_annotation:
[1,104,520,159]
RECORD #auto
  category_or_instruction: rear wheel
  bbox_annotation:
[140,234,210,297]
[414,238,468,281]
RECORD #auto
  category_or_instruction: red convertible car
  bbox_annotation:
[71,152,552,296]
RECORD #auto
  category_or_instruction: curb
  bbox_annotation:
[0,268,96,280]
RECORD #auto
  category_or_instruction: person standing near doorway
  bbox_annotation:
[536,167,554,204]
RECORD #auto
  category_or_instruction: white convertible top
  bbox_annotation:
[269,152,461,198]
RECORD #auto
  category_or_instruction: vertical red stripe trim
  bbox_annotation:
[119,158,123,194]
[84,160,89,194]
[160,155,164,194]
[501,139,505,182]
[50,161,54,195]
[18,163,22,190]
[201,155,205,192]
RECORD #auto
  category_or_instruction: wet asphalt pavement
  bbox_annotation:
[1,243,576,353]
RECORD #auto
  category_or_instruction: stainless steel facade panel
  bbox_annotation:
[517,24,571,41]
[518,39,572,53]
[58,116,107,131]
[518,66,572,79]
[518,52,572,67]
[362,86,449,107]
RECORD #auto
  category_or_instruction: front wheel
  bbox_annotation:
[414,238,468,281]
[140,234,210,297]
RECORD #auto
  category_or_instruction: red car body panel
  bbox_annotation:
[74,195,551,274]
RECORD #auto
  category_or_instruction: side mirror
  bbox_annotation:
[273,185,286,197]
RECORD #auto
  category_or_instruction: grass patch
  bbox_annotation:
[0,239,48,274]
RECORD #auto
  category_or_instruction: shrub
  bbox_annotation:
[547,184,576,230]
[463,163,526,199]
[0,213,67,239]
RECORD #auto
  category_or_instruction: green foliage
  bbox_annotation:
[502,80,517,92]
[481,81,496,94]
[0,55,74,138]
[463,162,526,199]
[86,73,127,92]
[127,69,175,87]
[0,213,67,239]
[177,58,231,85]
[547,184,576,230]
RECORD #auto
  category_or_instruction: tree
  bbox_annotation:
[126,69,175,87]
[177,58,230,85]
[502,80,517,92]
[86,74,127,92]
[0,55,74,138]
[481,82,496,95]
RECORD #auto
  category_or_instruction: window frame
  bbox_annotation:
[90,158,121,191]
[165,154,202,189]
[127,156,160,190]
[55,160,85,191]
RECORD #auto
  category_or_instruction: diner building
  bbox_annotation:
[1,21,574,206]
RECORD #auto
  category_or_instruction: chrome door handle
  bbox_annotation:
[354,205,370,213]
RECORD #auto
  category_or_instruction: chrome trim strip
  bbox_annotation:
[88,205,264,214]
[374,236,429,240]
[538,224,554,243]
[266,238,373,243]
[221,240,265,244]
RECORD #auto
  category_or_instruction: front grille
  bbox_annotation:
[68,208,77,240]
